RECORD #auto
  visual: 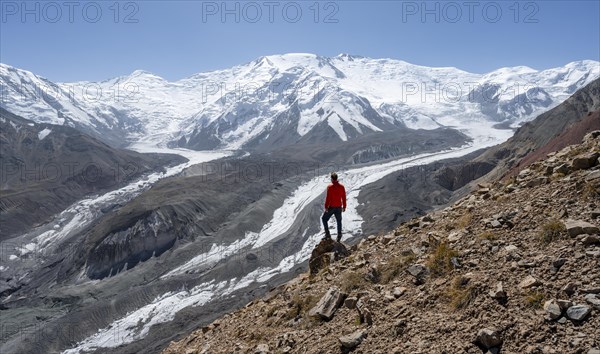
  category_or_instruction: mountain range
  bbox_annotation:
[0,55,599,354]
[1,54,598,151]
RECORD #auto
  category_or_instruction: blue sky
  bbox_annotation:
[1,0,599,82]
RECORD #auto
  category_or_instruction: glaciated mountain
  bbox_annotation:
[1,55,598,150]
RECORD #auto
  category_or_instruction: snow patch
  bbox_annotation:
[38,128,52,140]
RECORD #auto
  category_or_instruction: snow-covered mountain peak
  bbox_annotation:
[482,66,538,81]
[128,69,165,79]
[1,55,598,150]
[335,53,366,61]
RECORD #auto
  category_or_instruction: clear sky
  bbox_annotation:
[1,0,599,82]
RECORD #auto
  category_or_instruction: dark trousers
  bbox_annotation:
[322,207,343,237]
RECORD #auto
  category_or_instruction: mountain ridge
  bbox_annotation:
[1,56,598,152]
[0,107,187,238]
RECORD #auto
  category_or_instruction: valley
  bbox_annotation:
[0,56,598,354]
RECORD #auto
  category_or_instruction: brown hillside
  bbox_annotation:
[506,110,600,178]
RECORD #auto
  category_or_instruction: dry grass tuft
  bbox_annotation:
[538,219,566,244]
[286,293,318,320]
[524,291,545,309]
[446,276,477,310]
[427,242,459,277]
[455,212,473,229]
[479,231,497,241]
[379,253,417,284]
[339,271,367,294]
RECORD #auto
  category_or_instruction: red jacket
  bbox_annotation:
[325,181,346,209]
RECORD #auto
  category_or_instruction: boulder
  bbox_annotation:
[543,300,562,320]
[564,220,599,237]
[476,328,503,349]
[338,330,367,349]
[566,305,592,321]
[309,239,349,274]
[308,287,346,321]
[572,152,600,170]
[582,234,600,245]
[407,264,427,278]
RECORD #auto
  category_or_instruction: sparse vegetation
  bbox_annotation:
[339,270,368,294]
[455,212,473,229]
[427,242,459,277]
[479,231,497,241]
[446,276,477,310]
[286,293,317,320]
[379,254,417,284]
[503,175,517,187]
[582,182,599,200]
[565,145,585,158]
[525,291,545,309]
[538,219,566,244]
[550,172,566,181]
[266,305,277,318]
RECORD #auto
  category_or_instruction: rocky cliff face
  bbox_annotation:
[163,131,600,354]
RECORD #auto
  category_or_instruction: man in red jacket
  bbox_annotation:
[322,172,346,242]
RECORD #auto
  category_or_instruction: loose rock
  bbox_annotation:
[566,305,592,321]
[489,282,507,302]
[476,328,503,349]
[393,287,406,298]
[564,219,599,237]
[543,300,562,320]
[308,287,346,321]
[338,330,367,349]
[254,344,269,353]
[519,275,541,289]
[584,294,600,310]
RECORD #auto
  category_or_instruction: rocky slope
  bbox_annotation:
[506,110,600,178]
[473,78,600,181]
[163,131,600,354]
[0,108,186,238]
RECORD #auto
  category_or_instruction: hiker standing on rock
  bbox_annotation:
[322,172,346,242]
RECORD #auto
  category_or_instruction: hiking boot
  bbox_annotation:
[322,233,332,241]
[336,234,342,242]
